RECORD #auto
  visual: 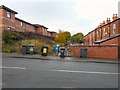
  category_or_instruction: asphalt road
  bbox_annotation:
[2,56,118,88]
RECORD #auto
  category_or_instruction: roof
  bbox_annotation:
[15,17,35,27]
[16,18,48,29]
[94,34,120,44]
[49,31,57,34]
[33,24,48,29]
[0,5,18,14]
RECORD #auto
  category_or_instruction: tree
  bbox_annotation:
[70,33,84,44]
[55,31,71,44]
[2,31,22,44]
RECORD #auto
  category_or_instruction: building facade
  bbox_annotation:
[84,14,120,46]
[71,14,120,60]
[0,5,58,39]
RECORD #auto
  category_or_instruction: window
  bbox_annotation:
[103,28,106,36]
[6,11,11,18]
[6,27,11,31]
[90,35,92,45]
[97,31,99,37]
[113,23,116,35]
[108,26,110,35]
[105,28,107,35]
[93,32,95,39]
[20,22,23,27]
[100,29,102,37]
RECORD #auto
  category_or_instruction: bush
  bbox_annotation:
[21,40,54,55]
[2,45,15,53]
[2,31,22,44]
[2,39,55,55]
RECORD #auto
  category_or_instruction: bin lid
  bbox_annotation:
[22,44,28,47]
[22,44,34,47]
[28,44,34,47]
[42,46,48,48]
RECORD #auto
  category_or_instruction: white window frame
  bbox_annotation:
[6,11,11,18]
[6,27,11,31]
[113,23,116,35]
[20,22,23,27]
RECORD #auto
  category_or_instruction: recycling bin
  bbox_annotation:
[22,44,27,55]
[41,46,48,56]
[60,47,65,58]
[28,44,34,54]
[80,48,87,58]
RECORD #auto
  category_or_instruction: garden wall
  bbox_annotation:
[71,45,119,60]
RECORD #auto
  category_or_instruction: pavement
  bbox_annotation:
[2,53,119,64]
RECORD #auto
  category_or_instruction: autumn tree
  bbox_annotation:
[70,33,84,44]
[55,31,71,44]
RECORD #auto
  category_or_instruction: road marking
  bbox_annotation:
[0,66,26,70]
[51,70,119,75]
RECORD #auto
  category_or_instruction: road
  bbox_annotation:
[2,56,118,88]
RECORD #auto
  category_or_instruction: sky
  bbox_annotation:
[0,0,120,35]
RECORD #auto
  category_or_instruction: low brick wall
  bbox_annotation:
[71,45,119,60]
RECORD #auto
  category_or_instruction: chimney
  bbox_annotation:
[102,21,106,25]
[106,18,111,24]
[100,23,102,27]
[112,14,118,21]
[115,14,118,19]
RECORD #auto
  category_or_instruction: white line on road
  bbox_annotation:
[0,66,26,70]
[51,70,119,75]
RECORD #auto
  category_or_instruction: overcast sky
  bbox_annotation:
[0,0,119,35]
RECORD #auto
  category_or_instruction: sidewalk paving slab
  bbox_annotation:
[2,53,119,64]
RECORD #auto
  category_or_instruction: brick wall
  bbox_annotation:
[71,45,118,60]
[15,18,36,33]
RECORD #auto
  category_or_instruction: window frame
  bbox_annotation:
[20,22,23,27]
[103,28,106,36]
[6,11,11,18]
[5,27,11,31]
[113,23,116,35]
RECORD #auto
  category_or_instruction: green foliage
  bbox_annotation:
[2,31,22,44]
[21,39,54,55]
[70,33,84,44]
[2,44,15,53]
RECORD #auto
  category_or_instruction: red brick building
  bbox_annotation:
[71,14,120,60]
[0,5,58,39]
[84,14,120,46]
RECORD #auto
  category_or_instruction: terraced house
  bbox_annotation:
[72,14,120,60]
[84,14,120,46]
[0,5,58,41]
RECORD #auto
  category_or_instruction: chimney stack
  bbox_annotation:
[112,14,118,21]
[102,21,106,25]
[106,18,111,24]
